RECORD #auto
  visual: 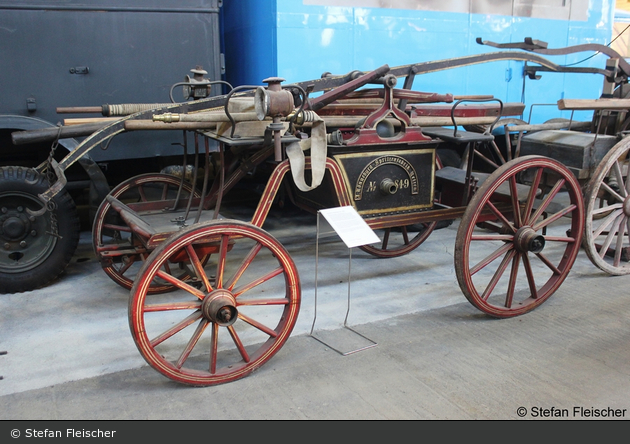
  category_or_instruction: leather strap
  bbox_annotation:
[285,113,327,192]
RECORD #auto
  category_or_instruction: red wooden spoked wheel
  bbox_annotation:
[92,173,201,293]
[129,220,301,386]
[359,223,437,258]
[584,138,630,275]
[454,155,584,318]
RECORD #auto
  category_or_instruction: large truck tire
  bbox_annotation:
[0,166,80,293]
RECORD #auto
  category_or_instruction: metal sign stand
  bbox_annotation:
[0,351,6,380]
[309,210,377,356]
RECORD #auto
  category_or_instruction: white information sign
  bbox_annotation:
[319,206,380,249]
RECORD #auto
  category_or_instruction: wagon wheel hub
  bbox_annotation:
[623,195,630,217]
[514,226,545,254]
[201,289,238,327]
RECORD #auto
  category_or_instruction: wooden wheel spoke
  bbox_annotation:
[238,312,278,338]
[137,184,148,202]
[528,178,565,225]
[505,253,521,308]
[486,201,517,233]
[481,250,517,301]
[225,243,263,291]
[144,301,202,312]
[592,202,623,216]
[522,253,538,299]
[598,215,624,259]
[227,325,250,363]
[532,204,577,232]
[593,208,624,238]
[401,226,409,244]
[175,319,209,369]
[601,181,626,203]
[612,160,629,198]
[523,168,544,224]
[471,234,514,242]
[156,269,206,300]
[160,182,169,201]
[117,255,137,275]
[509,175,522,228]
[232,266,284,298]
[470,242,514,276]
[382,229,391,249]
[185,244,213,292]
[150,310,203,347]
[613,216,628,266]
[209,323,219,374]
[534,252,562,275]
[161,260,173,274]
[215,234,230,288]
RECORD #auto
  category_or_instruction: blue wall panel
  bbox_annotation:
[222,1,277,87]
[223,0,616,124]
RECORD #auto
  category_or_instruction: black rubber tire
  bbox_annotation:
[0,166,80,293]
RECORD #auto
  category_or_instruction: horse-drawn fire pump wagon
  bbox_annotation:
[3,38,630,386]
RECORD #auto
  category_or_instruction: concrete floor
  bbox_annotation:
[1,204,629,420]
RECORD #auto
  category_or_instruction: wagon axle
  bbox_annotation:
[202,289,238,327]
[515,227,546,254]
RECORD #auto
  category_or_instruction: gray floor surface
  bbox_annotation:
[1,206,629,420]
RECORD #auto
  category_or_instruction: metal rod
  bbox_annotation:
[165,131,188,212]
[56,106,102,114]
[181,133,200,223]
[212,142,225,220]
[310,213,321,336]
[309,212,377,356]
[0,5,220,14]
[194,137,212,224]
[343,247,352,327]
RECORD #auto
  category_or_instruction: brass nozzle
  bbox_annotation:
[153,113,180,123]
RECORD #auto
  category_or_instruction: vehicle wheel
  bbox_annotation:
[454,156,584,317]
[359,222,437,258]
[129,220,300,386]
[583,138,630,275]
[0,166,80,293]
[92,173,202,293]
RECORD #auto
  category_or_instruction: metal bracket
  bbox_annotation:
[476,37,548,50]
